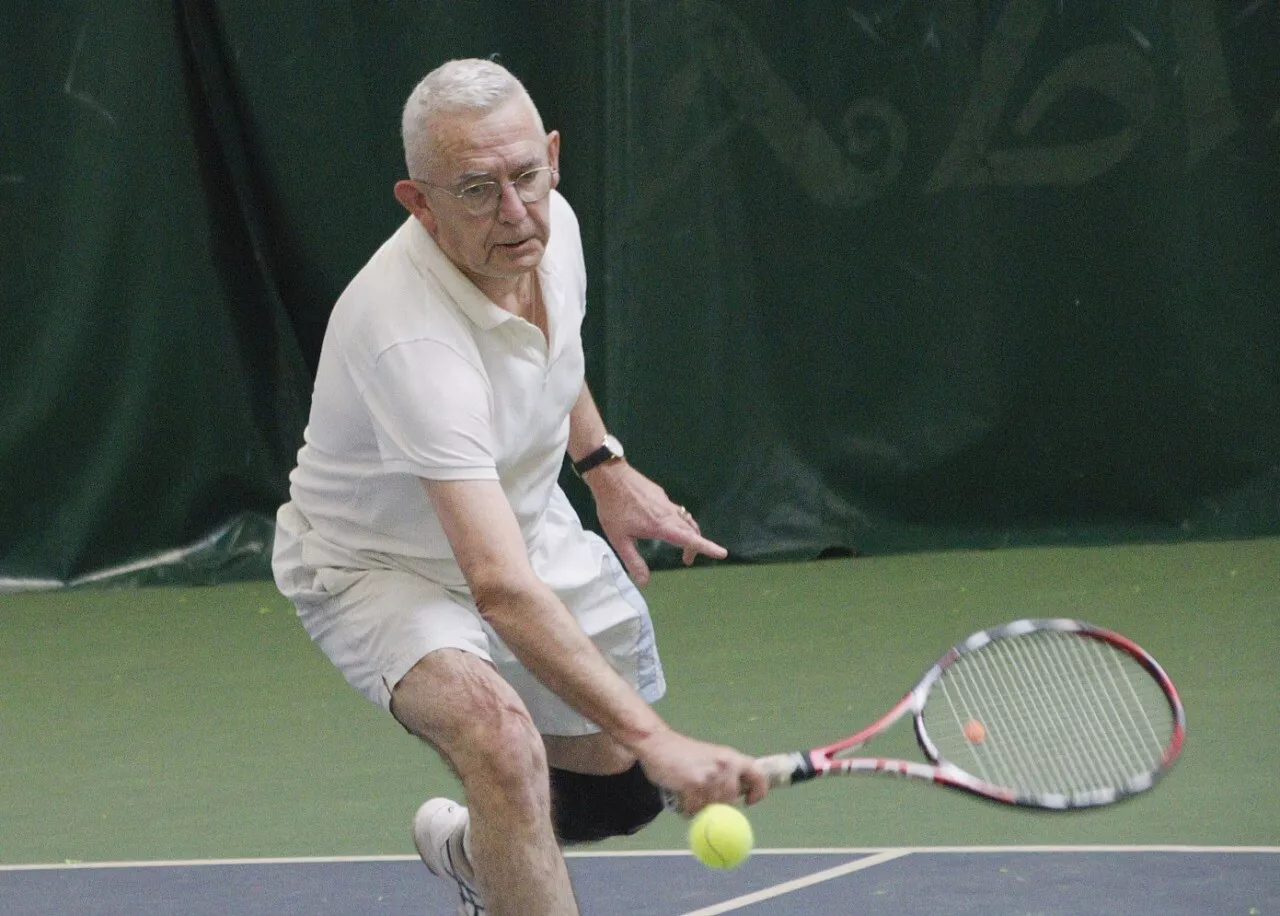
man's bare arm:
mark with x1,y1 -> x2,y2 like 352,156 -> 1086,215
420,477 -> 765,810
423,477 -> 665,747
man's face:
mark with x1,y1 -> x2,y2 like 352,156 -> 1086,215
403,96 -> 560,293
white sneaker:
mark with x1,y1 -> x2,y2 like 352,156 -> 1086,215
413,798 -> 485,916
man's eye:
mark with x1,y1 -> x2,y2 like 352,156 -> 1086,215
460,183 -> 494,200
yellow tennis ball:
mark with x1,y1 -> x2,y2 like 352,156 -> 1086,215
688,803 -> 754,870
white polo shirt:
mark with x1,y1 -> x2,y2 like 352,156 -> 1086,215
284,190 -> 591,581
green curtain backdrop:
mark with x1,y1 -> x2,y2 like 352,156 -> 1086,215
2,1 -> 1276,587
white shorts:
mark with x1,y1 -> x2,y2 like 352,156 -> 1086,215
271,502 -> 666,736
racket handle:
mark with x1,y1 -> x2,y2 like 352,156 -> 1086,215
757,752 -> 817,788
658,751 -> 815,811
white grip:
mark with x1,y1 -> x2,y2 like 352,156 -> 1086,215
756,752 -> 809,787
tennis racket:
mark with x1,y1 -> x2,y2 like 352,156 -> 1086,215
757,618 -> 1186,810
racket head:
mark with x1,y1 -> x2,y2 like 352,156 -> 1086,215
910,618 -> 1186,809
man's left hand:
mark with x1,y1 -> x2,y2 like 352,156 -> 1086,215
584,463 -> 727,586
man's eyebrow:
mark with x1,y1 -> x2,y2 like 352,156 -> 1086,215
455,159 -> 545,185
506,157 -> 543,175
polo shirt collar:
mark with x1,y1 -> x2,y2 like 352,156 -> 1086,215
402,217 -> 520,332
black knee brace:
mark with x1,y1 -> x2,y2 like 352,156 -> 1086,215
549,761 -> 664,844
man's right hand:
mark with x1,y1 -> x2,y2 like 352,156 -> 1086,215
634,728 -> 769,815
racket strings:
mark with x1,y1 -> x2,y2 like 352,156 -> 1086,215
1007,637 -> 1133,791
927,630 -> 1174,800
1022,635 -> 1152,790
946,641 -> 1084,793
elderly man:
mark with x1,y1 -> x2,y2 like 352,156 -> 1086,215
272,58 -> 767,915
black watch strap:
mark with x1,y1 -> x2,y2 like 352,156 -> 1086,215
572,443 -> 617,476
573,435 -> 624,476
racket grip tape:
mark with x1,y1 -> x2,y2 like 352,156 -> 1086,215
757,752 -> 817,787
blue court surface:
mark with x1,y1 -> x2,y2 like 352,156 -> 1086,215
2,847 -> 1275,915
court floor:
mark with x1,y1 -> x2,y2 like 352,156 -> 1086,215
3,540 -> 1277,914
3,847 -> 1275,915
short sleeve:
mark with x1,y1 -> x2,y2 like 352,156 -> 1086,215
362,339 -> 499,480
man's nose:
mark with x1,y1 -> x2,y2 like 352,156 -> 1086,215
496,180 -> 528,222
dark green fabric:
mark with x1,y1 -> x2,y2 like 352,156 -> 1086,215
1,3 -> 311,585
599,0 -> 1280,562
1,1 -> 1276,586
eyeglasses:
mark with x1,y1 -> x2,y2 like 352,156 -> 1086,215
415,166 -> 557,216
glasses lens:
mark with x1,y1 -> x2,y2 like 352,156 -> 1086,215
458,182 -> 500,215
515,168 -> 554,204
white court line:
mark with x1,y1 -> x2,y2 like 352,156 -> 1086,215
742,845 -> 1280,855
1,845 -> 1275,871
675,850 -> 911,916
568,845 -> 1280,856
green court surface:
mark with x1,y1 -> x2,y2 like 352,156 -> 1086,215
1,538 -> 1276,865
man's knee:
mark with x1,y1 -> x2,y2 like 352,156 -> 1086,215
392,650 -> 547,791
549,761 -> 663,844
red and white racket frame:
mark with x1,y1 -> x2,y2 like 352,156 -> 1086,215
756,618 -> 1187,810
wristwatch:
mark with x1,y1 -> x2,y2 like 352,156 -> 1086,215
573,434 -> 625,476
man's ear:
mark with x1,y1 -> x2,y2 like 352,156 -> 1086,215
547,130 -> 561,190
393,180 -> 437,234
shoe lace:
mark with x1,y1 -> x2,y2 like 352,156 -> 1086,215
445,840 -> 485,914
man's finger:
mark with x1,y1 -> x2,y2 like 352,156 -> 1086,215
616,540 -> 651,586
672,531 -> 727,560
659,514 -> 727,555
740,765 -> 769,805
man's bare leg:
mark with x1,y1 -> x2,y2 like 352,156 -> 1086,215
391,649 -> 579,916
544,731 -> 637,775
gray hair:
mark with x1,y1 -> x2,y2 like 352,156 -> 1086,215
401,59 -> 544,180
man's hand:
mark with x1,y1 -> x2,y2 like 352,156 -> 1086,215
633,727 -> 769,815
583,462 -> 727,586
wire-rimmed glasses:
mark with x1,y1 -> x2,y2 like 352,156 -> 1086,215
415,166 -> 557,216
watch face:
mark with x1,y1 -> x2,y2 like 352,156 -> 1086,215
603,434 -> 624,459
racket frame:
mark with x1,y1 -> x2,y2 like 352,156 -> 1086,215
757,618 -> 1187,810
